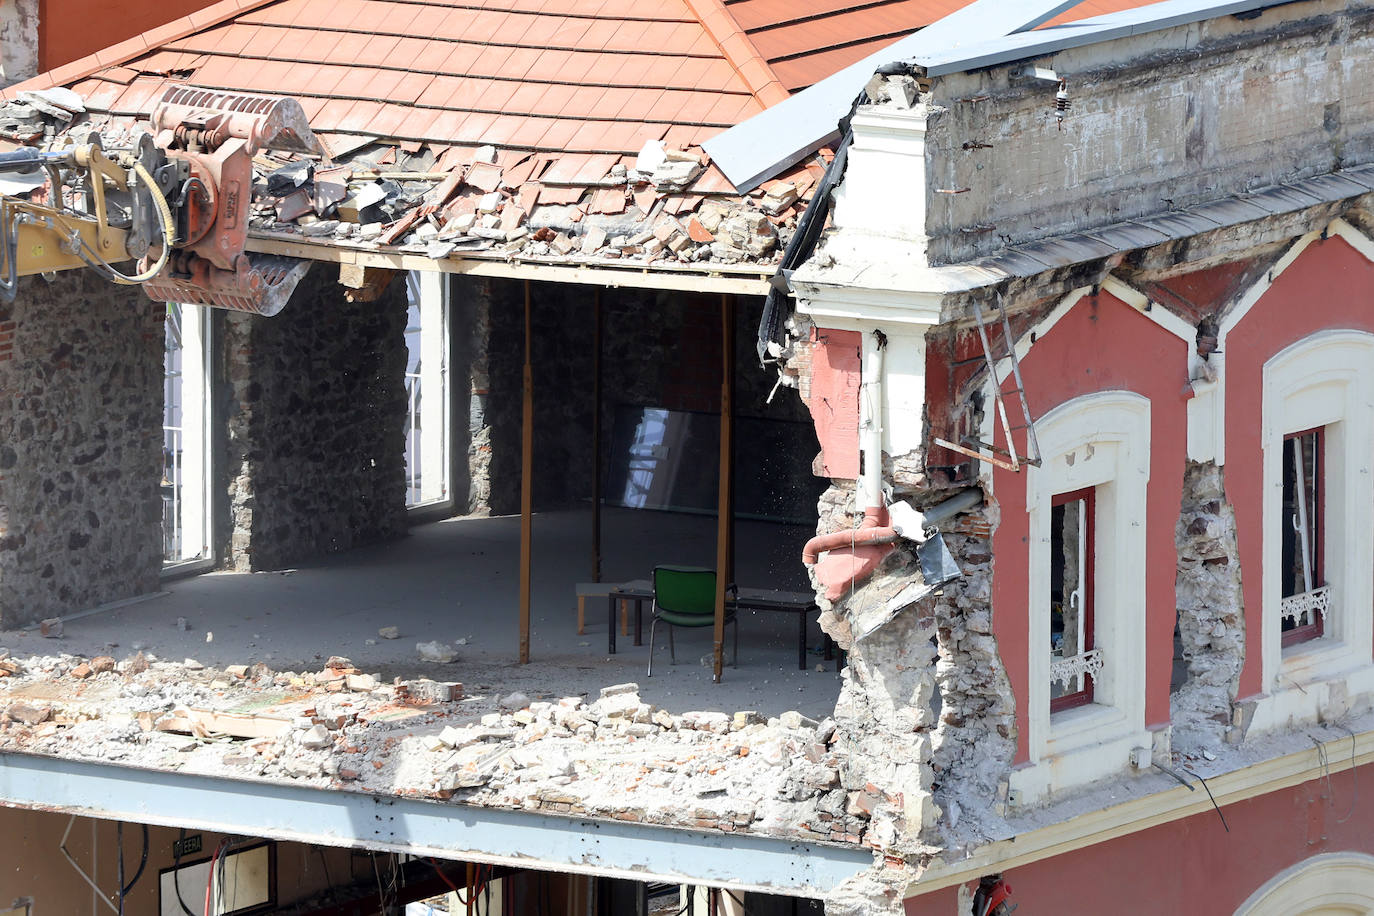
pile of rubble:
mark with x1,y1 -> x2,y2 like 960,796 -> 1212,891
245,136 -> 817,268
0,650 -> 872,847
0,88 -> 828,271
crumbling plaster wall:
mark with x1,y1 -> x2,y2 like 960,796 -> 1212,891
0,271 -> 162,627
1172,460 -> 1247,754
0,0 -> 38,87
921,1 -> 1374,265
221,264 -> 408,571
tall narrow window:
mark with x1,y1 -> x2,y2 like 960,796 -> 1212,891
162,303 -> 212,566
1050,487 -> 1097,712
403,272 -> 452,508
1280,427 -> 1326,645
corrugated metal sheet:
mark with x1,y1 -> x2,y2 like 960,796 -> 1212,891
966,168 -> 1374,285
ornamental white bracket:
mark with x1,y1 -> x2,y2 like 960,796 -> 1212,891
1050,647 -> 1103,693
1280,586 -> 1330,628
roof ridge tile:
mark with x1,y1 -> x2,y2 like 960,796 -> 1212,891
680,0 -> 788,108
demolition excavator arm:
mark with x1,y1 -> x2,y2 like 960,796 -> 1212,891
0,86 -> 320,316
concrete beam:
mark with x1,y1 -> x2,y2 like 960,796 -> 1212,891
0,752 -> 873,898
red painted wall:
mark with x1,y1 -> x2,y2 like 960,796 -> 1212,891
989,291 -> 1191,763
906,762 -> 1374,914
805,328 -> 861,479
1221,235 -> 1374,700
37,0 -> 218,73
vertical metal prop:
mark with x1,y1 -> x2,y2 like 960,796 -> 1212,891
519,280 -> 534,665
714,294 -> 735,683
591,289 -> 602,584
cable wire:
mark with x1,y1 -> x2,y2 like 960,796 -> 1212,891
73,159 -> 176,285
172,828 -> 197,916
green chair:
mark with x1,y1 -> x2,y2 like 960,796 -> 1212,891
647,565 -> 738,677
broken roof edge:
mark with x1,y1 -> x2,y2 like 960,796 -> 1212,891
702,0 -> 1093,192
912,0 -> 1298,76
788,164 -> 1374,321
0,0 -> 281,102
247,234 -> 775,296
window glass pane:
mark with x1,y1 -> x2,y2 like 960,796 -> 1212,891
1050,491 -> 1094,708
1280,428 -> 1323,641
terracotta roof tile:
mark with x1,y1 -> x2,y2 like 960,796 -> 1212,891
27,0 -> 1162,263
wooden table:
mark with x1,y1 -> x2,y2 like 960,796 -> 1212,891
606,580 -> 838,671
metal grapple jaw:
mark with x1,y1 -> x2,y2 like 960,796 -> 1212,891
142,253 -> 310,317
142,86 -> 322,314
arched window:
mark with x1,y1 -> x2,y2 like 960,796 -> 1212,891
1235,852 -> 1374,916
1011,390 -> 1152,803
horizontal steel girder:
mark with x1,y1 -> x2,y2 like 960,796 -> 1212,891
0,751 -> 872,897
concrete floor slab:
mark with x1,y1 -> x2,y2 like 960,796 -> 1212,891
2,508 -> 843,718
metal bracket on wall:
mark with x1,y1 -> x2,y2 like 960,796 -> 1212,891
934,294 -> 1042,473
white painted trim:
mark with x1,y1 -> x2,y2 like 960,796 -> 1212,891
1250,329 -> 1374,734
417,271 -> 451,506
1099,276 -> 1196,344
792,282 -> 946,327
1212,218 -> 1374,466
1010,391 -> 1152,805
979,278 -> 1197,478
1234,852 -> 1374,916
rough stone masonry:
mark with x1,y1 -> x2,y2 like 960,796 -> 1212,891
0,271 -> 163,628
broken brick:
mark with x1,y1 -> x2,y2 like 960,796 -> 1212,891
685,216 -> 714,243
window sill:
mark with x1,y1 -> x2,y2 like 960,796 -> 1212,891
1280,635 -> 1360,686
1047,702 -> 1128,751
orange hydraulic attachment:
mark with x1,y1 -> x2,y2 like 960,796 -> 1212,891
141,85 -> 321,315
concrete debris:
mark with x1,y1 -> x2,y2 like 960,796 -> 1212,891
378,626 -> 400,640
0,658 -> 870,847
39,617 -> 61,638
416,641 -> 456,664
299,724 -> 333,750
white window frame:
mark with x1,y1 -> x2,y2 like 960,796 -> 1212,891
1010,390 -> 1151,805
1252,330 -> 1374,730
404,270 -> 453,509
163,303 -> 214,573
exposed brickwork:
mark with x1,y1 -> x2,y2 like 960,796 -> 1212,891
0,272 -> 162,627
220,264 -> 409,571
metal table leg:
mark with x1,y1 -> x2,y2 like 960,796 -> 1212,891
608,595 -> 617,654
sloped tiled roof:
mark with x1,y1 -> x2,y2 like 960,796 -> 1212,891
0,0 -> 1156,273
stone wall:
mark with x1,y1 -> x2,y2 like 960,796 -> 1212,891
221,265 -> 408,571
0,271 -> 163,627
927,502 -> 1015,837
1172,460 -> 1247,753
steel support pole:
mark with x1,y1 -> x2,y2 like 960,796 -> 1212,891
713,294 -> 735,683
519,280 -> 534,664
